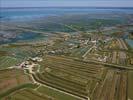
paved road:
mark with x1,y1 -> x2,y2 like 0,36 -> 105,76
82,45 -> 96,58
83,59 -> 133,70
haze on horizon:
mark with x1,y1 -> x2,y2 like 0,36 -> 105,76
1,0 -> 133,8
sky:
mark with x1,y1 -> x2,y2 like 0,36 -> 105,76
1,0 -> 133,8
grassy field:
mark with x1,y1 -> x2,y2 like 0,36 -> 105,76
0,56 -> 22,69
35,55 -> 106,99
128,71 -> 133,100
34,55 -> 129,100
3,88 -> 53,100
37,86 -> 81,100
1,83 -> 38,99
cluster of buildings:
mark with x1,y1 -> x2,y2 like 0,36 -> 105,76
11,57 -> 43,73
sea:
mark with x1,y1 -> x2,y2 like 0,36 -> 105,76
1,7 -> 133,21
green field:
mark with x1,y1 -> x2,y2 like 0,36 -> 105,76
128,71 -> 133,100
4,88 -> 53,100
0,56 -> 22,69
37,86 -> 81,100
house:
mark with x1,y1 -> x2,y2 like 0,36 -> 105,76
31,57 -> 43,62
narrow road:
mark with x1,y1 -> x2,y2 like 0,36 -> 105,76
31,74 -> 86,100
82,45 -> 95,58
83,59 -> 133,70
24,65 -> 87,100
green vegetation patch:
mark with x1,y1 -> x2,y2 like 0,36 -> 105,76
0,83 -> 38,99
128,71 -> 133,100
37,86 -> 81,100
0,56 -> 22,69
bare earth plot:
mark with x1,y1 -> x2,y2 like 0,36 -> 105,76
0,69 -> 32,98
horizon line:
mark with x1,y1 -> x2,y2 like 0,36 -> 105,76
1,6 -> 133,9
